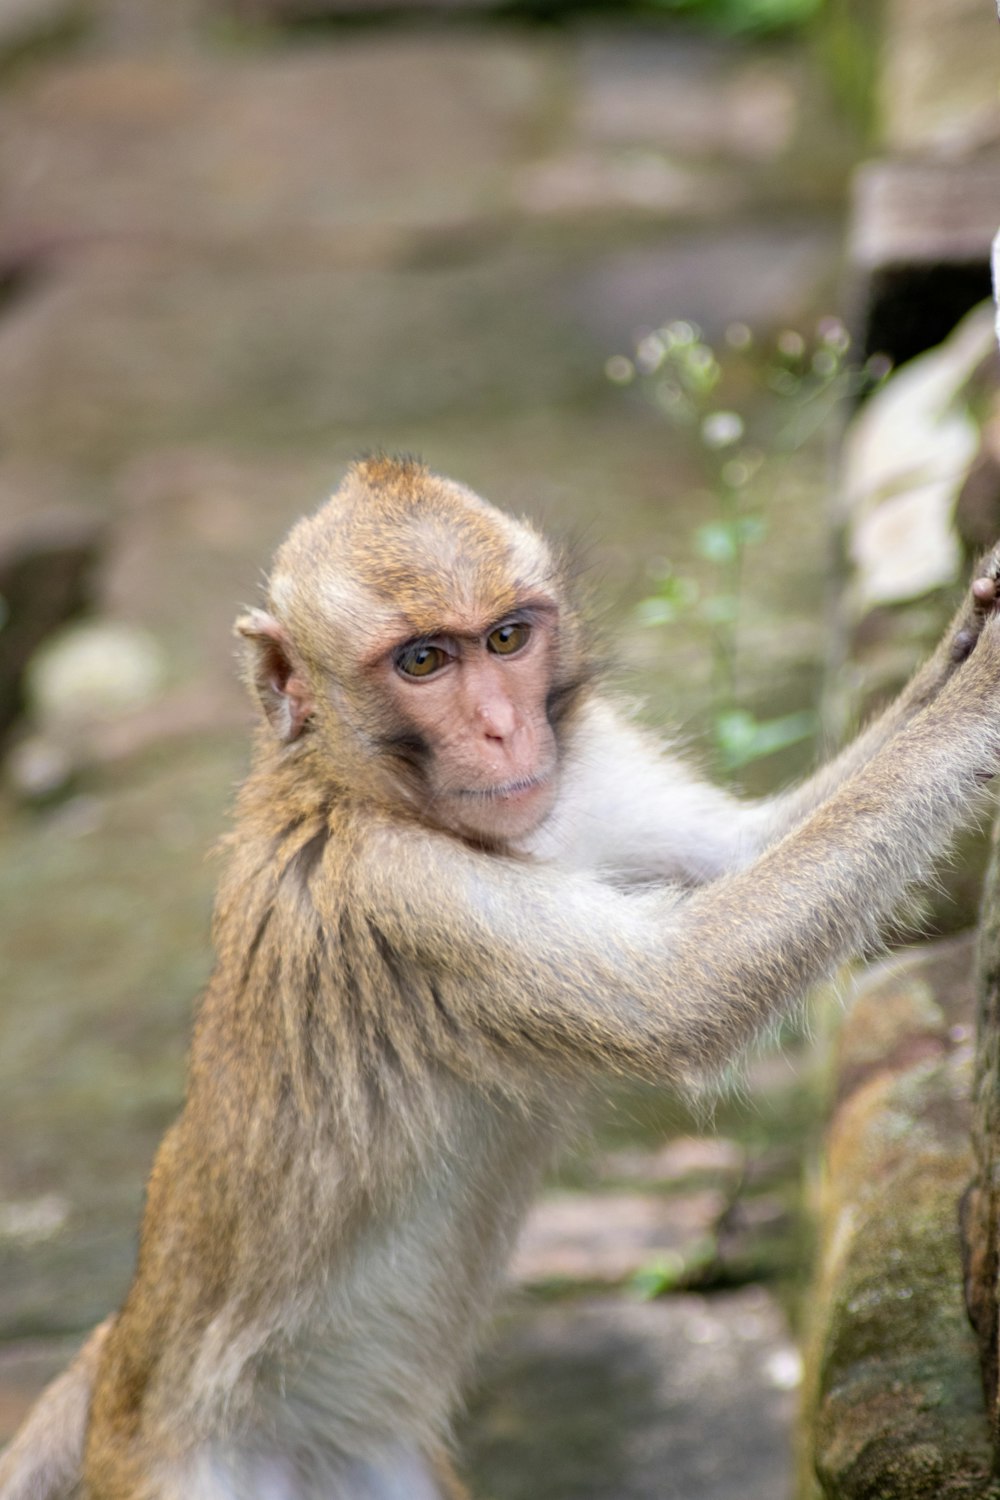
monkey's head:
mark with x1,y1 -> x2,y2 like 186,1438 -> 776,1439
236,458 -> 591,844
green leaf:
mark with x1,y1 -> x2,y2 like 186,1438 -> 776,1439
647,0 -> 822,32
715,708 -> 818,771
736,514 -> 767,545
629,1238 -> 719,1300
694,515 -> 766,564
694,521 -> 740,564
636,573 -> 699,626
636,597 -> 680,627
630,1251 -> 687,1300
699,593 -> 739,626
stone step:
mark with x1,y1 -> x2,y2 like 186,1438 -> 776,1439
848,156 -> 999,364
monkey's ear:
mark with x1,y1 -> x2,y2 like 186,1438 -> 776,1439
234,609 -> 313,742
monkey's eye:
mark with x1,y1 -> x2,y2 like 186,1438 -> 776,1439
395,642 -> 449,679
487,622 -> 530,657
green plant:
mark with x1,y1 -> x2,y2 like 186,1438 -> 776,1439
646,0 -> 823,34
608,318 -> 887,775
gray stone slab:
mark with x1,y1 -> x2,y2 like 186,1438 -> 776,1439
511,148 -> 741,223
462,1289 -> 798,1500
850,157 -> 1000,272
565,220 -> 839,347
577,30 -> 799,163
0,40 -> 548,256
0,243 -> 600,464
515,29 -> 848,226
512,1190 -> 725,1285
847,157 -> 997,363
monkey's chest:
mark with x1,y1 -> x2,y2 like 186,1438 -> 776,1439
257,1084 -> 564,1455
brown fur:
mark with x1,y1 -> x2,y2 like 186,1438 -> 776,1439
3,462 -> 1000,1500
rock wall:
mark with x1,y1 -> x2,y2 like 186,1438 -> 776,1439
848,0 -> 1000,365
965,825 -> 1000,1450
803,942 -> 999,1499
801,1 -> 1000,1487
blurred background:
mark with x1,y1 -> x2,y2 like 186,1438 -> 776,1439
0,1 -> 996,1496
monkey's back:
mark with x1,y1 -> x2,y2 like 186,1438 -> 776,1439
85,774 -> 567,1486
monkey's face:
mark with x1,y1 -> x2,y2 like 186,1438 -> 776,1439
375,605 -> 561,844
238,461 -> 589,843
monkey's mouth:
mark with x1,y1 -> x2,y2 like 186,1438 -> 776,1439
455,773 -> 550,802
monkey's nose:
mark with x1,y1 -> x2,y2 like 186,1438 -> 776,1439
476,698 -> 517,741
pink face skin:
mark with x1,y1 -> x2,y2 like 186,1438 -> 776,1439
379,609 -> 560,843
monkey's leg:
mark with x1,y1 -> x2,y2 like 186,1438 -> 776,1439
135,1442 -> 471,1500
333,1446 -> 469,1500
0,1318 -> 112,1500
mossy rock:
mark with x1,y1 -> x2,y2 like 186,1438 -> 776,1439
801,938 -> 1000,1499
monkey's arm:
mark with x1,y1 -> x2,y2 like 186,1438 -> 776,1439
546,556 -> 1000,888
753,553 -> 1000,848
363,627 -> 1000,1086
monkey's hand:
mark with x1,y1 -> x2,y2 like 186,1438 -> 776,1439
948,553 -> 1000,665
760,547 -> 1000,842
909,548 -> 1000,710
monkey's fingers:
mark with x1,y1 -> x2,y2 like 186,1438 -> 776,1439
951,564 -> 1000,662
975,545 -> 1000,595
973,576 -> 999,605
952,580 -> 995,662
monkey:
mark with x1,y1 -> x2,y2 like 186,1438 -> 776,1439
3,454 -> 1000,1500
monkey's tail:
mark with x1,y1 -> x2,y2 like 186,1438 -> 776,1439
0,1318 -> 112,1500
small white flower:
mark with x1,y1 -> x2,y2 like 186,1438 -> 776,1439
701,410 -> 744,449
604,355 -> 635,385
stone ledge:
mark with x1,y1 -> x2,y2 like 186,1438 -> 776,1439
850,158 -> 1000,274
847,157 -> 998,363
802,937 -> 999,1499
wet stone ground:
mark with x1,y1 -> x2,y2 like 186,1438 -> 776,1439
0,9 -> 859,1497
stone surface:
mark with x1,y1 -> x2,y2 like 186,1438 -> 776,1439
599,1135 -> 745,1185
0,42 -> 548,255
515,27 -> 848,225
966,820 -> 1000,1449
0,245 -> 604,465
511,150 -> 736,221
565,221 -> 837,349
462,1290 -> 799,1500
512,1190 -> 725,1285
0,12 -> 852,1499
27,620 -> 166,729
851,159 -> 1000,275
881,0 -> 1000,156
848,158 -> 997,364
802,938 -> 998,1499
577,31 -> 799,163
0,505 -> 105,742
856,0 -> 1000,376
